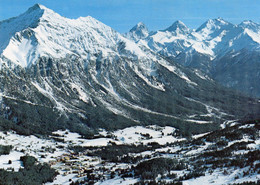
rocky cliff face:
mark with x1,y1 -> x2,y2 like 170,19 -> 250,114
0,4 -> 259,135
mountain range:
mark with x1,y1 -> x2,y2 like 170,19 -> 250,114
0,4 -> 259,136
126,18 -> 260,97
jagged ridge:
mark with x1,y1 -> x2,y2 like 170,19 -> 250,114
127,18 -> 260,97
0,4 -> 259,135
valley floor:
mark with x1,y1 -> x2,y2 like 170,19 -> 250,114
0,122 -> 259,185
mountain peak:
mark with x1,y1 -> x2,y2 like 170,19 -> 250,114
164,20 -> 190,34
0,4 -> 121,67
130,22 -> 148,33
77,15 -> 100,23
126,22 -> 149,41
0,4 -> 47,55
1,3 -> 59,28
239,20 -> 260,32
213,17 -> 226,23
196,18 -> 234,33
206,18 -> 231,27
28,3 -> 45,10
240,20 -> 255,25
137,22 -> 146,27
24,3 -> 54,17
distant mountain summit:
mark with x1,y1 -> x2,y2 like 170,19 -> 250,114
239,20 -> 260,31
0,4 -> 259,135
196,18 -> 234,33
125,22 -> 149,42
127,18 -> 260,97
164,20 -> 190,34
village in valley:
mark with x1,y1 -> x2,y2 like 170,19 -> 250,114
0,122 -> 259,185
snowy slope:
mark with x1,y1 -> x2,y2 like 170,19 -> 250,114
0,5 -> 259,183
128,18 -> 260,60
0,120 -> 259,185
0,4 -> 149,68
124,22 -> 149,42
0,4 -> 259,136
127,18 -> 260,97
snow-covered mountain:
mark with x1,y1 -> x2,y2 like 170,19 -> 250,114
127,18 -> 260,97
125,22 -> 150,42
129,18 -> 260,61
0,4 -> 151,68
0,4 -> 259,136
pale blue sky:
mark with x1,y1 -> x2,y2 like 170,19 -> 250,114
0,0 -> 259,32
